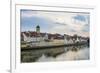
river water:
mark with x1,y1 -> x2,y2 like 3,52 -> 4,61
21,45 -> 89,63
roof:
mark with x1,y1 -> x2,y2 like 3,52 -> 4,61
21,31 -> 64,39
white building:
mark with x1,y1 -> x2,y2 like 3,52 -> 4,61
22,25 -> 49,43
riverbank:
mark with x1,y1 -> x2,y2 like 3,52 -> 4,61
21,42 -> 88,51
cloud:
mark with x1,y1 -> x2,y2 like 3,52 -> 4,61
73,14 -> 89,25
21,9 -> 39,18
82,24 -> 89,32
21,10 -> 90,37
73,14 -> 86,22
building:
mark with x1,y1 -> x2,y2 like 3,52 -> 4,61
21,25 -> 88,44
21,25 -> 49,43
36,25 -> 40,34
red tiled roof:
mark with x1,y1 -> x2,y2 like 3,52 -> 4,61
21,31 -> 64,39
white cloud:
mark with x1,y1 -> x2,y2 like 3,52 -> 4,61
21,10 -> 89,37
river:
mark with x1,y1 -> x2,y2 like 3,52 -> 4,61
21,45 -> 89,63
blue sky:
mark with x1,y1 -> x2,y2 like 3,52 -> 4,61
21,15 -> 53,32
21,9 -> 90,37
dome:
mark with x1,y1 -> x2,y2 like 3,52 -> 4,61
36,25 -> 40,28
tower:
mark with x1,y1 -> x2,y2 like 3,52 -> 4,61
36,25 -> 40,34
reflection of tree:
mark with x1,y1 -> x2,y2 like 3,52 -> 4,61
67,46 -> 78,52
45,51 -> 64,58
21,52 -> 42,62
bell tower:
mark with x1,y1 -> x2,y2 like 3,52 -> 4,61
36,25 -> 40,34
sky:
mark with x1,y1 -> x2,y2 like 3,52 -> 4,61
21,9 -> 90,37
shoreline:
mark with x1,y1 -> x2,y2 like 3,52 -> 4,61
21,42 -> 88,51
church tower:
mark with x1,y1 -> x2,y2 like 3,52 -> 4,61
36,25 -> 40,34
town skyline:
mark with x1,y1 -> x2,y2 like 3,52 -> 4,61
21,9 -> 90,37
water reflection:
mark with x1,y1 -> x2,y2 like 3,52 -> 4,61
21,45 -> 89,63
